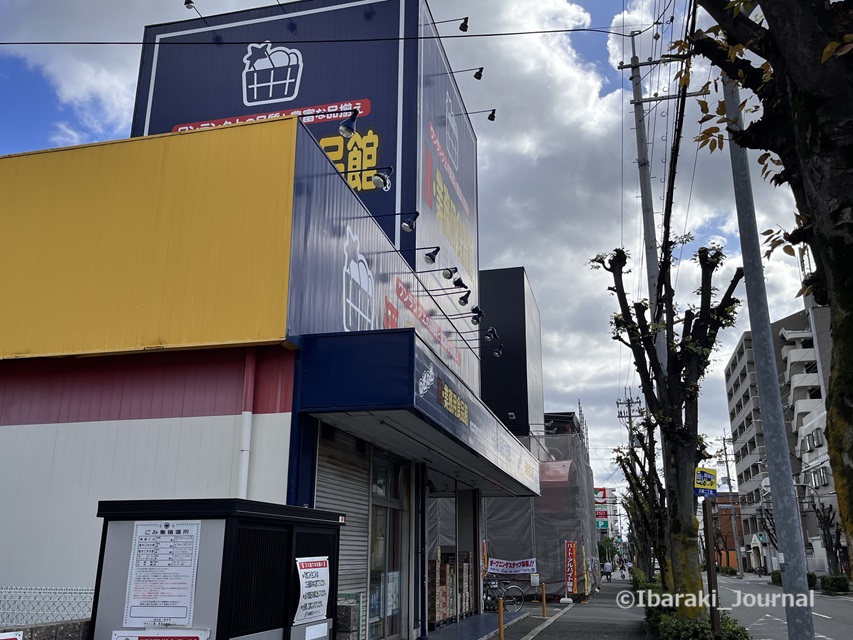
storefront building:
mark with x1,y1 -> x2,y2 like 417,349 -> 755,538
0,3 -> 540,637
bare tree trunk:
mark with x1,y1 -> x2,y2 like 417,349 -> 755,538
795,62 -> 853,577
665,439 -> 704,615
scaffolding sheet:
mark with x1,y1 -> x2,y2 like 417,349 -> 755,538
483,433 -> 597,598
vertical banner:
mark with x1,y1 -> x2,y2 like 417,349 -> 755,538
481,540 -> 489,577
565,541 -> 578,596
582,545 -> 590,596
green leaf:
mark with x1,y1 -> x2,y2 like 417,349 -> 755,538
822,41 -> 841,63
783,245 -> 795,257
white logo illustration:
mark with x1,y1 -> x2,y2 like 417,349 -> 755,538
242,41 -> 303,106
418,364 -> 436,397
445,93 -> 460,170
342,226 -> 375,332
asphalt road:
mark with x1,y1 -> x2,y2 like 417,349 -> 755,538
715,574 -> 853,640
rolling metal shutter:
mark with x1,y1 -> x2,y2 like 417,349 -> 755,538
315,426 -> 370,638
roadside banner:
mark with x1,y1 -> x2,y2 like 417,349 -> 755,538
487,557 -> 537,575
565,541 -> 578,595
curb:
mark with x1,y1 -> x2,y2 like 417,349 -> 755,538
517,604 -> 575,640
474,611 -> 531,640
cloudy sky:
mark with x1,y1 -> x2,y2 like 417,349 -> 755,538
0,0 -> 805,495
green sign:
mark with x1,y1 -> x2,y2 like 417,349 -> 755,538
596,520 -> 609,529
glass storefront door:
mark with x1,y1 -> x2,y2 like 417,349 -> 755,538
369,455 -> 404,640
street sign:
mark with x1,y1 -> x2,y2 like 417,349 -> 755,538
595,520 -> 609,529
694,467 -> 718,498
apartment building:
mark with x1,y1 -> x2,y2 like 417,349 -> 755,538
724,311 -> 806,572
724,303 -> 845,574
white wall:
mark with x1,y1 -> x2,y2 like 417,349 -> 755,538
0,412 -> 291,587
248,412 -> 292,505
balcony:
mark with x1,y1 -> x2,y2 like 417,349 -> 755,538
733,418 -> 759,447
737,446 -> 766,470
730,396 -> 760,425
783,348 -> 817,380
787,372 -> 820,395
792,399 -> 823,432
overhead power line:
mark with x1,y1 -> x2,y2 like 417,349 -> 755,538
0,23 -> 656,47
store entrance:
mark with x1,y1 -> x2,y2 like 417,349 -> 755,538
369,455 -> 405,640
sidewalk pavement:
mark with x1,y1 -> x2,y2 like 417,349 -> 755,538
498,579 -> 646,640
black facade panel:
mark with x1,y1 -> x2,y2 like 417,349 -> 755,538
479,268 -> 530,435
298,329 -> 415,411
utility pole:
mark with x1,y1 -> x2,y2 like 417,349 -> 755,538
619,35 -> 705,356
720,436 -> 744,578
616,390 -> 642,444
624,34 -> 661,316
723,74 -> 815,638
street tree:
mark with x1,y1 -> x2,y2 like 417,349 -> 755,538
614,415 -> 669,585
592,244 -> 744,616
689,0 -> 853,554
622,495 -> 655,577
814,501 -> 842,575
599,536 -> 619,563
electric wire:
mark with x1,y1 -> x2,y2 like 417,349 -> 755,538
0,23 -> 658,48
673,63 -> 715,291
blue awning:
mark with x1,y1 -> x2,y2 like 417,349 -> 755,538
297,329 -> 539,497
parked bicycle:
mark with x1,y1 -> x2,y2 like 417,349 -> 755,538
483,575 -> 524,613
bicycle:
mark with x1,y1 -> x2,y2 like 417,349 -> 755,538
483,576 -> 524,613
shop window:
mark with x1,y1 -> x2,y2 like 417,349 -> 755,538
372,456 -> 401,502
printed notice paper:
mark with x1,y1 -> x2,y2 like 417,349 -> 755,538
124,521 -> 201,627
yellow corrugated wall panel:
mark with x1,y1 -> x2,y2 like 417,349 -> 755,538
0,118 -> 297,358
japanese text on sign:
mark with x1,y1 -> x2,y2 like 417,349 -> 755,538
172,99 -> 371,132
694,467 -> 718,497
432,167 -> 473,276
320,130 -> 381,192
294,557 -> 330,625
437,377 -> 469,426
124,521 -> 201,628
565,541 -> 578,595
428,122 -> 471,219
487,557 -> 537,575
395,278 -> 461,364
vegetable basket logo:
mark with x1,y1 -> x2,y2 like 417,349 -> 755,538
242,41 -> 303,106
342,226 -> 375,331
